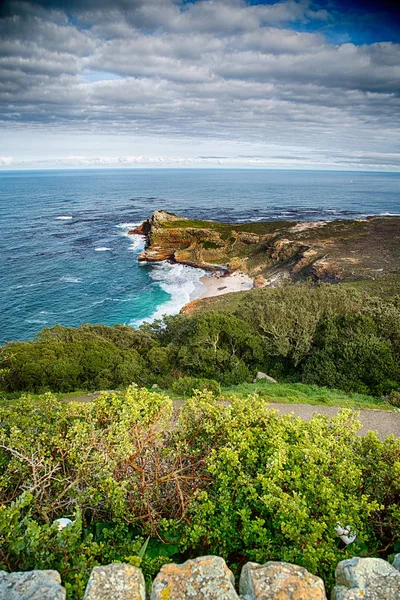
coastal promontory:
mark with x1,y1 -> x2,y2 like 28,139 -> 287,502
131,210 -> 400,285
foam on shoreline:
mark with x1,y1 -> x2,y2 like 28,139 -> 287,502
130,261 -> 207,326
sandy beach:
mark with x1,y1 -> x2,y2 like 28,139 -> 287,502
199,272 -> 254,299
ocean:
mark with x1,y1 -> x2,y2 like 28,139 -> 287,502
1,168 -> 399,344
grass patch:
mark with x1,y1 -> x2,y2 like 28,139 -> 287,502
220,380 -> 392,410
1,382 -> 394,412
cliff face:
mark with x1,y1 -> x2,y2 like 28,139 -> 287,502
130,210 -> 400,284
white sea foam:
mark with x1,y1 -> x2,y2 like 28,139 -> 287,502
60,276 -> 81,283
128,236 -> 146,252
95,247 -> 112,251
116,222 -> 146,251
26,319 -> 48,324
130,262 -> 206,327
56,216 -> 73,220
116,222 -> 141,238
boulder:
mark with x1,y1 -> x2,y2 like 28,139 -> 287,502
239,561 -> 327,600
332,557 -> 400,599
151,556 -> 239,600
84,564 -> 145,600
253,371 -> 278,384
393,553 -> 400,571
0,569 -> 65,600
253,274 -> 267,289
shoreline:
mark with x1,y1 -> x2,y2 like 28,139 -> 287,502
198,271 -> 254,299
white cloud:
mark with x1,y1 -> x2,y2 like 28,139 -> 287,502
0,0 -> 399,170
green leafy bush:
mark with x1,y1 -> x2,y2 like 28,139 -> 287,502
301,314 -> 400,395
1,284 -> 400,396
0,493 -> 171,600
1,388 -> 400,595
171,377 -> 221,397
170,313 -> 265,385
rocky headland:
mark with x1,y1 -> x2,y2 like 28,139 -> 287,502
131,211 -> 400,288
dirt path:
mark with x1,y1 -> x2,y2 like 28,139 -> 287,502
171,400 -> 400,440
267,403 -> 400,440
66,394 -> 400,440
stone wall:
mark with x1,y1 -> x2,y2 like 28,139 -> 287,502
1,555 -> 400,600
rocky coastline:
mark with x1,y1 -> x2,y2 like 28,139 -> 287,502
130,210 -> 400,291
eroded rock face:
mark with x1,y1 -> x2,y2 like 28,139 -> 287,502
332,557 -> 400,600
151,556 -> 239,600
253,274 -> 267,288
239,561 -> 327,600
84,563 -> 145,600
131,210 -> 400,285
0,569 -> 66,600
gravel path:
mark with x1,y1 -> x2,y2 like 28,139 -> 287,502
267,403 -> 400,440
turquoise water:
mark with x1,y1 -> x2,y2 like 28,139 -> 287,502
1,168 -> 399,344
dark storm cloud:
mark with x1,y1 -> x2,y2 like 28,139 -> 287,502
0,0 -> 399,168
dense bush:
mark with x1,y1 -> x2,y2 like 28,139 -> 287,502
1,283 -> 399,396
1,388 -> 399,596
171,376 -> 221,397
0,325 -> 157,392
0,494 -> 173,599
302,314 -> 400,395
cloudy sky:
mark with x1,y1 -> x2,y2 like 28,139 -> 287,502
0,0 -> 399,170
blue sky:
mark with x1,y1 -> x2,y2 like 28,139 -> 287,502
0,0 -> 399,170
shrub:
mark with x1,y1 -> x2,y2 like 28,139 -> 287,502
182,396 -> 381,586
1,389 -> 400,594
0,493 -> 171,600
384,391 -> 400,407
301,314 -> 399,395
172,313 -> 265,385
171,377 -> 221,398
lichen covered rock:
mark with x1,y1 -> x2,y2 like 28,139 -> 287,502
0,569 -> 66,600
392,553 -> 400,572
239,561 -> 327,600
84,563 -> 145,600
332,557 -> 400,599
151,556 -> 239,600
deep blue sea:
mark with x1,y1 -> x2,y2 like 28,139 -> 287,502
1,168 -> 399,344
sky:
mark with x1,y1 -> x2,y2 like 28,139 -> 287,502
0,0 -> 399,170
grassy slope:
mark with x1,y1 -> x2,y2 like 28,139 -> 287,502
186,274 -> 400,315
220,380 -> 392,410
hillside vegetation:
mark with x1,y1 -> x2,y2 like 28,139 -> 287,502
1,387 -> 400,598
1,281 -> 399,398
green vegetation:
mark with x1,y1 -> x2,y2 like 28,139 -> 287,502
1,282 -> 399,397
220,380 -> 389,410
1,387 -> 399,598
